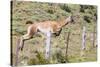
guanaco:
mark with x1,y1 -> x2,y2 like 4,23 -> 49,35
19,15 -> 75,50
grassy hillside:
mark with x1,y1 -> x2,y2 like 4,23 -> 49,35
11,1 -> 97,66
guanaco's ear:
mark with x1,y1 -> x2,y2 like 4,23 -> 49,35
26,21 -> 33,24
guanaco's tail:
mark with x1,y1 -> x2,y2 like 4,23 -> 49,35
26,21 -> 33,24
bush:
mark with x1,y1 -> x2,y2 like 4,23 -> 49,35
28,52 -> 48,65
47,9 -> 54,14
28,58 -> 38,65
60,4 -> 71,12
84,15 -> 91,23
36,52 -> 48,64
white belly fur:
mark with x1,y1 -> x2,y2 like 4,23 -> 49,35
37,26 -> 51,34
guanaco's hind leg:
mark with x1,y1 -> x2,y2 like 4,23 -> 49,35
19,25 -> 36,51
19,34 -> 32,51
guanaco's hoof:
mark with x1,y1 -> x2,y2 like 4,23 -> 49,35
18,46 -> 23,51
21,47 -> 23,51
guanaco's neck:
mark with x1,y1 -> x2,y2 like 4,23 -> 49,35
59,20 -> 69,28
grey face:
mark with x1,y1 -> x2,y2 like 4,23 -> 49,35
70,16 -> 75,24
65,15 -> 75,24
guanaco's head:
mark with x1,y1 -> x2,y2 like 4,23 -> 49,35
59,15 -> 75,27
65,15 -> 75,24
